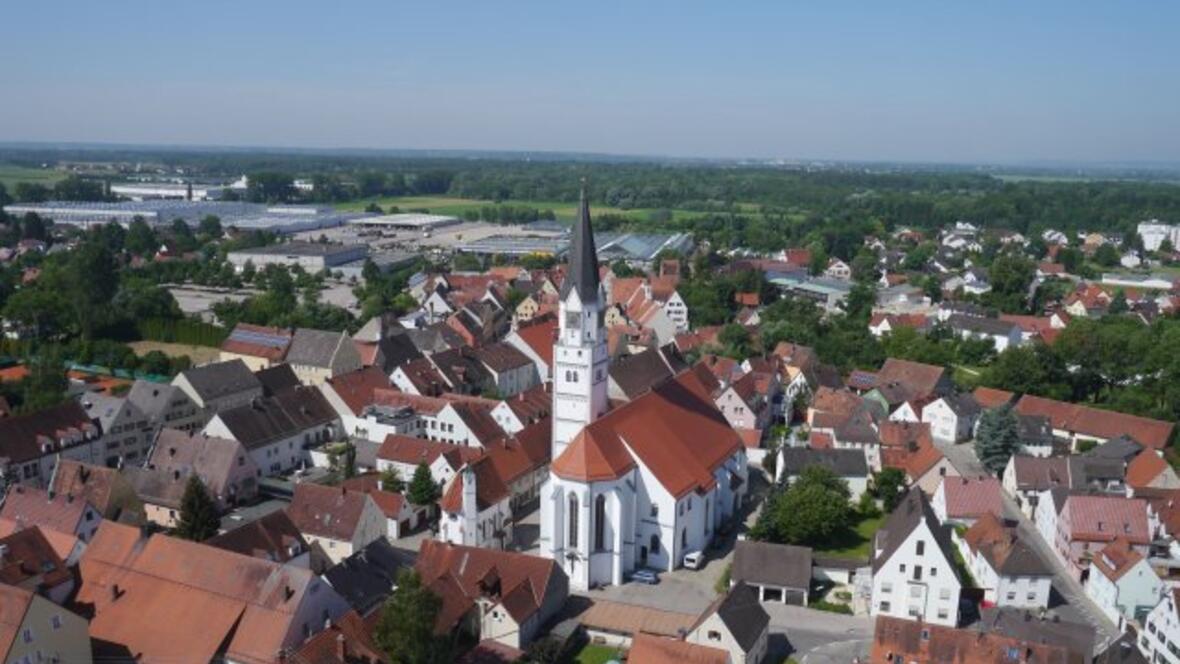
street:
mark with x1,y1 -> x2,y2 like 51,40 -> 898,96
936,438 -> 1121,654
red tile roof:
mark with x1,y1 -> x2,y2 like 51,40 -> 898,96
377,435 -> 482,469
0,525 -> 71,592
325,367 -> 395,416
552,369 -> 741,498
1126,451 -> 1171,489
0,401 -> 99,464
627,633 -> 728,664
871,615 -> 1083,664
1015,394 -> 1174,449
415,539 -> 560,633
0,485 -> 93,536
220,323 -> 292,362
1091,537 -> 1145,582
1063,495 -> 1150,545
972,387 -> 1015,410
511,313 -> 556,369
879,421 -> 932,449
294,610 -> 388,664
940,477 -> 1003,520
288,484 -> 376,542
440,455 -> 511,514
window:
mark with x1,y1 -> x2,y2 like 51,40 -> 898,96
939,588 -> 951,600
929,568 -> 937,577
916,540 -> 925,556
907,605 -> 921,617
568,494 -> 579,549
51,615 -> 61,631
938,608 -> 949,620
881,583 -> 893,593
21,628 -> 32,644
594,495 -> 607,551
913,567 -> 922,581
650,504 -> 658,518
707,630 -> 721,642
1027,592 -> 1037,601
900,564 -> 906,573
650,534 -> 660,555
879,601 -> 891,612
920,629 -> 930,641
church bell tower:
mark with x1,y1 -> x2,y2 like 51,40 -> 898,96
551,183 -> 609,459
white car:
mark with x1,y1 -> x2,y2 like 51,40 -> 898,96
683,550 -> 705,570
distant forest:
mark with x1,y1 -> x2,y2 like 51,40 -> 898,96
4,146 -> 1180,254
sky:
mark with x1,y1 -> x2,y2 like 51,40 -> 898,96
1,1 -> 1178,164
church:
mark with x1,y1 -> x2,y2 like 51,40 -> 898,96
539,187 -> 749,591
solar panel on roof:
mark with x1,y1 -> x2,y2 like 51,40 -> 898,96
229,329 -> 289,348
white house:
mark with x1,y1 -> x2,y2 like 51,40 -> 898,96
439,460 -> 514,550
539,191 -> 747,591
1139,589 -> 1180,663
921,393 -> 980,444
958,513 -> 1052,609
932,477 -> 1003,527
686,582 -> 770,664
201,386 -> 340,476
1087,538 -> 1164,631
870,489 -> 962,627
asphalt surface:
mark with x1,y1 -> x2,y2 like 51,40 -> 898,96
937,438 -> 1121,654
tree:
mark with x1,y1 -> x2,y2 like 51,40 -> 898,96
718,323 -> 752,358
381,467 -> 405,493
873,468 -> 907,513
1108,289 -> 1129,314
975,405 -> 1022,475
342,444 -> 357,479
246,172 -> 296,203
374,569 -> 453,664
807,241 -> 829,276
175,475 -> 220,541
753,465 -> 850,546
19,350 -> 68,413
198,215 -> 223,238
1093,243 -> 1120,268
408,463 -> 440,505
1160,238 -> 1175,256
125,218 -> 159,256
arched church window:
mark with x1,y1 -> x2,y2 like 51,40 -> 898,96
594,495 -> 607,551
568,493 -> 579,549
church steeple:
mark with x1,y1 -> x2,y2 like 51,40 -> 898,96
551,179 -> 609,459
560,181 -> 600,304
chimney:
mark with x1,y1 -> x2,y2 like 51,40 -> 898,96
335,633 -> 346,660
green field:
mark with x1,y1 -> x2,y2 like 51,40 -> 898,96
812,513 -> 884,560
0,164 -> 66,190
336,195 -> 703,223
574,643 -> 624,664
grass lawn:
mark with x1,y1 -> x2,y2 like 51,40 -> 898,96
128,340 -> 221,366
335,195 -> 704,223
952,364 -> 984,389
575,643 -> 624,664
813,513 -> 884,560
0,163 -> 66,190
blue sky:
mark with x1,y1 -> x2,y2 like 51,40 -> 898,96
1,1 -> 1177,163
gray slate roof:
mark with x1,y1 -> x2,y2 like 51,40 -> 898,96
779,448 -> 868,478
213,386 -> 336,449
286,328 -> 349,369
560,186 -> 600,303
693,581 -> 769,654
176,359 -> 261,402
731,540 -> 813,590
871,488 -> 957,574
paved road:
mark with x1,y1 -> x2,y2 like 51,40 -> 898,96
762,603 -> 873,662
936,439 -> 1120,653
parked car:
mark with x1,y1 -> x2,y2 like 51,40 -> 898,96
630,569 -> 659,585
683,551 -> 704,570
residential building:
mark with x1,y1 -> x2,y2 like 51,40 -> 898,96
730,540 -> 813,605
416,539 -> 569,649
1016,394 -> 1174,451
320,366 -> 398,441
945,314 -> 1023,352
79,392 -> 153,468
0,526 -> 75,604
1054,494 -> 1150,580
286,328 -> 365,386
1088,537 -> 1164,631
504,313 -> 556,380
171,359 -> 264,422
145,428 -> 260,510
202,386 -> 340,476
218,322 -> 293,370
48,459 -> 143,523
866,358 -> 953,414
0,402 -> 101,490
960,513 -> 1052,609
475,341 -> 539,397
206,509 -> 311,568
870,489 -> 962,626
628,633 -> 727,664
932,476 -> 1003,527
871,615 -> 1086,663
376,434 -> 481,490
125,379 -> 203,436
287,483 -> 386,565
321,538 -> 404,617
77,522 -> 350,662
0,584 -> 92,664
439,458 -> 514,549
0,485 -> 101,543
121,466 -> 188,528
921,393 -> 980,444
1002,456 -> 1070,518
1139,589 -> 1180,664
686,582 -> 771,664
341,474 -> 423,539
777,448 -> 869,501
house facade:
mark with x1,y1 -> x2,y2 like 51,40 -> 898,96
870,489 -> 962,627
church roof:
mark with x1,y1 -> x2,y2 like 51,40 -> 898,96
551,367 -> 741,497
559,184 -> 600,303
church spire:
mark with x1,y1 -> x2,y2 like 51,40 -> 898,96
560,180 -> 600,303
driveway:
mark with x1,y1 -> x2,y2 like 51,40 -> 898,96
762,603 -> 873,663
935,438 -> 1120,654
